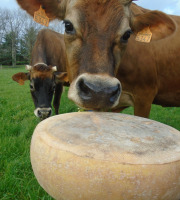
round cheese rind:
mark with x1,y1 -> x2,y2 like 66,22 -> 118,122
31,112 -> 180,200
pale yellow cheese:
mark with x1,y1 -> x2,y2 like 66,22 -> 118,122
31,112 -> 180,200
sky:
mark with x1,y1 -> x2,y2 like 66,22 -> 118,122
0,0 -> 180,16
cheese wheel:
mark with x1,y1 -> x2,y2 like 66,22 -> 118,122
31,112 -> 180,200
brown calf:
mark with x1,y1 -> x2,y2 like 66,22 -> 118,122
12,29 -> 68,120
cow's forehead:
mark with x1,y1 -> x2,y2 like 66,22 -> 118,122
66,0 -> 131,37
30,70 -> 53,80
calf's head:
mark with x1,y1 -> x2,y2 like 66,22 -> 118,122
12,63 -> 68,120
16,0 -> 173,110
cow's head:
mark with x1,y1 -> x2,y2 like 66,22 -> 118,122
16,0 -> 174,110
12,63 -> 68,120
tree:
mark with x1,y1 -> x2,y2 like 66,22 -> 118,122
0,31 -> 18,65
0,9 -> 24,66
19,27 -> 38,64
0,8 -> 65,66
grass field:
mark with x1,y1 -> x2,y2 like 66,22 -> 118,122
0,66 -> 180,199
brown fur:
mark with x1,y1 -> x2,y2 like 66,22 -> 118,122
131,10 -> 176,40
17,0 -> 67,19
113,6 -> 180,117
29,29 -> 67,79
30,29 -> 66,72
30,67 -> 53,79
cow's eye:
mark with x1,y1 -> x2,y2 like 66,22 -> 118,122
64,20 -> 75,34
121,30 -> 133,43
30,84 -> 35,91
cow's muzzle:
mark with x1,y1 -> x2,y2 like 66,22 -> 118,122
34,107 -> 52,120
68,73 -> 121,110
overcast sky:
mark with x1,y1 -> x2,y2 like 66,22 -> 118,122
0,0 -> 180,15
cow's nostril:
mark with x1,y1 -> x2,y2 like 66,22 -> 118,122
78,79 -> 90,95
38,110 -> 41,117
78,79 -> 94,101
48,110 -> 52,117
110,84 -> 120,103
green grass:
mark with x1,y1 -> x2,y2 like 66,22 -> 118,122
0,67 -> 180,199
0,66 -> 78,200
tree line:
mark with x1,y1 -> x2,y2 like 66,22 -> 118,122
0,8 -> 64,67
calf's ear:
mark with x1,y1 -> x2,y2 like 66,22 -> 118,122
55,72 -> 69,83
12,72 -> 30,85
16,0 -> 68,20
131,10 -> 176,41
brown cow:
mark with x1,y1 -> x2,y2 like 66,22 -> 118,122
113,4 -> 180,117
16,0 -> 175,114
12,29 -> 68,120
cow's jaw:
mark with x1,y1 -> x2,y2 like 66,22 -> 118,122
68,73 -> 121,110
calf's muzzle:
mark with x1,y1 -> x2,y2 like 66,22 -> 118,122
34,108 -> 52,120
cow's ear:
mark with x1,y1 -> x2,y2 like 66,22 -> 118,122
16,0 -> 67,20
12,72 -> 30,85
55,72 -> 69,83
131,11 -> 176,41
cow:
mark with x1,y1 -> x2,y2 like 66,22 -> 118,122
12,29 -> 68,120
16,0 -> 177,116
113,4 -> 180,117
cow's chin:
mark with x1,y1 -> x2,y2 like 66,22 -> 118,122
74,100 -> 120,112
78,106 -> 111,112
68,73 -> 121,111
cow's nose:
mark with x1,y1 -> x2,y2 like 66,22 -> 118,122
78,78 -> 120,102
35,108 -> 52,120
71,74 -> 121,109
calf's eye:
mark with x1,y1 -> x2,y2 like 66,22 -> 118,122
121,30 -> 133,43
64,20 -> 75,34
30,84 -> 35,91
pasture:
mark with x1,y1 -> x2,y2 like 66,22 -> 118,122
0,66 -> 180,199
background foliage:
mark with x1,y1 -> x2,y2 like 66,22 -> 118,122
0,8 -> 64,67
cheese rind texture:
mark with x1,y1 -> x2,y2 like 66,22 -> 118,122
31,112 -> 180,200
